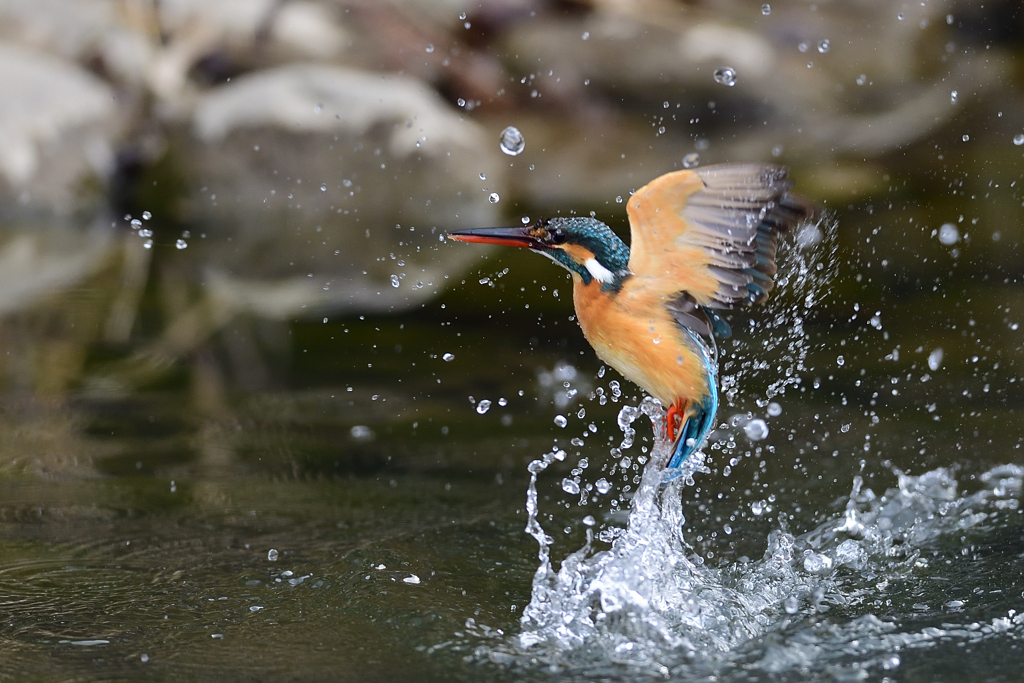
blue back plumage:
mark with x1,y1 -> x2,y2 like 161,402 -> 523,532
665,329 -> 719,472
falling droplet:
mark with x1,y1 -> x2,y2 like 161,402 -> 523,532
938,223 -> 959,245
476,400 -> 492,414
553,415 -> 568,428
131,219 -> 142,229
928,348 -> 944,371
713,67 -> 737,87
1013,133 -> 1024,146
836,355 -> 845,366
761,3 -> 771,15
950,90 -> 958,104
561,478 -> 580,495
682,153 -> 700,168
488,192 -> 500,204
390,274 -> 400,288
856,74 -> 867,86
499,126 -> 525,156
595,478 -> 611,494
143,239 -> 153,249
744,419 -> 769,441
767,402 -> 782,417
267,549 -> 279,561
962,134 -> 970,142
175,239 -> 187,249
425,44 -> 434,53
817,39 -> 830,53
784,595 -> 799,614
403,574 -> 421,584
141,211 -> 152,220
442,352 -> 455,362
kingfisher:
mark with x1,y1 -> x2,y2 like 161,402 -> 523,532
449,165 -> 814,470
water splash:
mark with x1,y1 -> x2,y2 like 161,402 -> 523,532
719,215 -> 839,408
474,422 -> 1024,677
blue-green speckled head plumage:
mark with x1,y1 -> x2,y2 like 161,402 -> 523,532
530,217 -> 630,290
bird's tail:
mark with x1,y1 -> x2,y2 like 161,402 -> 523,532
666,330 -> 719,472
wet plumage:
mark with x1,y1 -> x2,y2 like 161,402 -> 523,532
449,164 -> 814,469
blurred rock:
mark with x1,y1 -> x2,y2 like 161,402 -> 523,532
181,63 -> 505,318
0,42 -> 121,216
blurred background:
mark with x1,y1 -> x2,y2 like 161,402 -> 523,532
0,0 -> 1023,680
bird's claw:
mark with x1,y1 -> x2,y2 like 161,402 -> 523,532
665,401 -> 685,444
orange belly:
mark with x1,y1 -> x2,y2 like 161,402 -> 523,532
572,275 -> 711,407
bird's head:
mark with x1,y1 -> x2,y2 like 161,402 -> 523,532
449,217 -> 630,289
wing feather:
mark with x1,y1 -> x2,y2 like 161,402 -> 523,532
625,164 -> 815,336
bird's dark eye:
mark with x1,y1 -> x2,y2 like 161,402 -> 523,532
549,228 -> 567,245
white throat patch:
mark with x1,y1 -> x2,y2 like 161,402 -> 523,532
584,257 -> 616,284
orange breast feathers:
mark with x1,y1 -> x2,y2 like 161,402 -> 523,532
572,275 -> 711,407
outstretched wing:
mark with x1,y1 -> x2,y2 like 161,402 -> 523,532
626,164 -> 814,336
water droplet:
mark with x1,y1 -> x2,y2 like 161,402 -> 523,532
442,352 -> 455,362
403,574 -> 421,584
390,274 -> 400,288
175,239 -> 187,250
784,595 -> 799,614
897,12 -> 904,20
476,399 -> 492,414
803,550 -> 833,573
425,44 -> 434,53
268,549 -> 279,561
836,355 -> 845,366
817,39 -> 830,53
856,74 -> 867,86
561,478 -> 580,495
751,500 -> 764,515
938,223 -> 959,245
499,126 -> 525,156
682,152 -> 700,168
581,31 -> 590,40
457,98 -> 466,107
141,211 -> 152,220
143,239 -> 153,249
713,66 -> 737,87
928,348 -> 944,371
615,195 -> 623,203
139,228 -> 153,238
554,415 -> 568,428
962,134 -> 970,142
320,184 -> 327,192
767,402 -> 782,417
950,90 -> 958,104
488,192 -> 500,204
744,419 -> 769,441
131,219 -> 142,229
761,3 -> 771,15
1014,133 -> 1024,146
582,515 -> 595,526
479,172 -> 487,180
498,397 -> 507,406
595,478 -> 611,494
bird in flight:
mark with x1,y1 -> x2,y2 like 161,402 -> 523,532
449,164 -> 814,470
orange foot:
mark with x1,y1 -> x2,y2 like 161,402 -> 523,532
666,400 -> 686,443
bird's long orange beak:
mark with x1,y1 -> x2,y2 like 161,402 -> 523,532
447,226 -> 544,249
